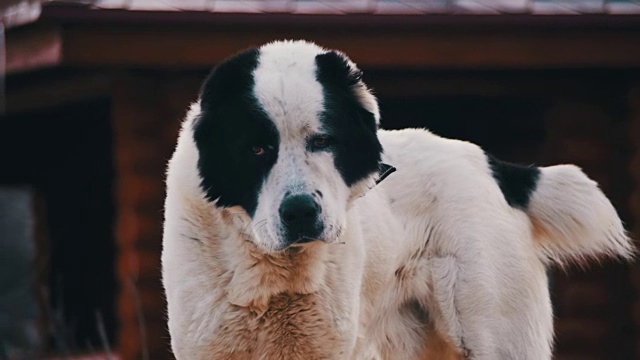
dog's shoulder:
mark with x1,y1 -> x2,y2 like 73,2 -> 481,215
377,128 -> 497,204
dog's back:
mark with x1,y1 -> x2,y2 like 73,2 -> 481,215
371,128 -> 632,359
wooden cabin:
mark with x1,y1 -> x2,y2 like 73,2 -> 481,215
2,1 -> 640,359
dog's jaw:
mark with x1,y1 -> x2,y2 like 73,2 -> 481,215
223,229 -> 330,315
220,207 -> 328,297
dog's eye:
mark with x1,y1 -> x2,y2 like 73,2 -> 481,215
251,146 -> 266,156
311,135 -> 330,149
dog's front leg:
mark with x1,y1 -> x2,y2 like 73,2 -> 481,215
427,254 -> 499,360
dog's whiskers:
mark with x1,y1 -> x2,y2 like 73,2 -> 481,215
181,216 -> 205,230
239,218 -> 264,238
251,220 -> 276,248
300,236 -> 322,243
251,220 -> 268,236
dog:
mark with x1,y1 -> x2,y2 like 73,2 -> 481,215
162,40 -> 633,359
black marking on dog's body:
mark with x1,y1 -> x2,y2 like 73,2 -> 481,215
194,48 -> 279,216
315,51 -> 382,186
488,155 -> 540,209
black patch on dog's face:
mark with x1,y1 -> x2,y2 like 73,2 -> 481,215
488,155 -> 540,209
315,51 -> 382,186
193,48 -> 279,216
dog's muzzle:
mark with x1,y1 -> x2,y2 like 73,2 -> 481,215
279,194 -> 324,246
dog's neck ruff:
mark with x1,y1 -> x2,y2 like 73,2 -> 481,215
221,212 -> 330,315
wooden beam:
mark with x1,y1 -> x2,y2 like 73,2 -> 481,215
111,72 -> 197,360
6,24 -> 63,74
5,72 -> 110,114
364,70 -> 634,97
60,24 -> 640,69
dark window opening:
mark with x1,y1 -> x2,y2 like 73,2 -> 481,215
378,95 -> 547,164
0,99 -> 117,356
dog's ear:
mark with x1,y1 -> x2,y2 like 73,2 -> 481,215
376,163 -> 396,185
315,50 -> 363,88
315,50 -> 381,128
199,48 -> 260,111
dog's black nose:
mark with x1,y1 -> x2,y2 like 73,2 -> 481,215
279,194 -> 322,244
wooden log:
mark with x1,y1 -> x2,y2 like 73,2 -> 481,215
59,24 -> 640,70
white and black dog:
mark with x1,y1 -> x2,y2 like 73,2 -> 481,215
162,40 -> 633,360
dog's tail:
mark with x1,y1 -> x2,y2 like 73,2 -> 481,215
526,165 -> 633,265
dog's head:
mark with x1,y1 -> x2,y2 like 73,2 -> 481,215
192,40 -> 384,253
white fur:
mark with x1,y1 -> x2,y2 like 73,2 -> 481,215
162,40 -> 633,360
527,165 -> 633,264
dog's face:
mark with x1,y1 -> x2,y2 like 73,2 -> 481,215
192,41 -> 382,252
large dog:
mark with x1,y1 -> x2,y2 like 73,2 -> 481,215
162,40 -> 633,359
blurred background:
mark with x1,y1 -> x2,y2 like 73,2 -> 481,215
1,0 -> 639,359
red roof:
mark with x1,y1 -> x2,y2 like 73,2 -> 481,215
2,0 -> 639,29
49,0 -> 640,15
0,0 -> 638,31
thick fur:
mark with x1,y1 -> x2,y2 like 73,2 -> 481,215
162,40 -> 633,360
528,165 -> 631,265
